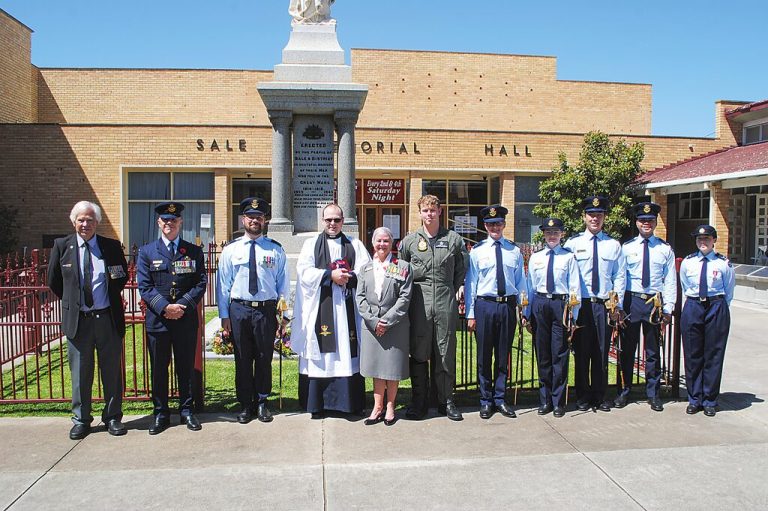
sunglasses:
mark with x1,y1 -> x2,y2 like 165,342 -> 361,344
323,218 -> 343,224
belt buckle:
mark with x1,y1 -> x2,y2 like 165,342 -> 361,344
640,293 -> 648,300
699,296 -> 707,302
250,301 -> 258,307
495,296 -> 503,303
546,293 -> 553,299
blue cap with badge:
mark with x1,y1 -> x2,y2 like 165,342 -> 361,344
539,217 -> 565,231
633,201 -> 661,219
240,197 -> 270,216
480,204 -> 508,224
155,201 -> 184,220
582,196 -> 609,213
691,224 -> 717,238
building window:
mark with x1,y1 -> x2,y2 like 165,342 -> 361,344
127,171 -> 215,248
422,179 -> 489,243
231,179 -> 272,234
514,176 -> 546,243
678,191 -> 710,220
744,121 -> 768,145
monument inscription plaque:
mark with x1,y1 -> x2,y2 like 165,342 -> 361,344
292,115 -> 335,231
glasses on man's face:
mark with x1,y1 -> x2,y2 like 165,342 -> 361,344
244,214 -> 265,222
323,218 -> 343,224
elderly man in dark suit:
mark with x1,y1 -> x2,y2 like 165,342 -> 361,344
48,201 -> 129,440
137,201 -> 207,434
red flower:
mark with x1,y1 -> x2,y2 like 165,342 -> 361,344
179,247 -> 186,255
391,257 -> 398,265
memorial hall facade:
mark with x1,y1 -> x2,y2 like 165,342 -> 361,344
1,9 -> 757,258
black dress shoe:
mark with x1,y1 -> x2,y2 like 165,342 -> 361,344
107,419 -> 127,436
598,401 -> 612,412
686,404 -> 702,415
576,401 -> 591,412
364,412 -> 384,425
69,423 -> 91,440
311,412 -> 324,420
405,407 -> 427,420
444,401 -> 463,421
648,397 -> 664,412
183,414 -> 202,431
614,395 -> 629,408
497,403 -> 517,418
537,404 -> 553,415
148,417 -> 170,435
237,408 -> 253,424
553,406 -> 566,418
257,403 -> 273,423
703,406 -> 717,417
479,404 -> 494,419
384,415 -> 397,426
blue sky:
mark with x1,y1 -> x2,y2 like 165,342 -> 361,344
2,0 -> 764,137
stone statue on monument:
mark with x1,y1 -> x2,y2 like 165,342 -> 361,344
289,0 -> 335,24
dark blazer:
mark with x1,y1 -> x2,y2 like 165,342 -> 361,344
47,234 -> 129,339
136,238 -> 207,332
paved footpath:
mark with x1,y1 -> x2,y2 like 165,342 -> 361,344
2,303 -> 767,510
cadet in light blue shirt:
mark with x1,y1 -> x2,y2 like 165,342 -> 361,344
615,202 -> 677,412
564,196 -> 626,412
218,197 -> 290,424
524,218 -> 581,418
679,225 -> 735,417
464,205 -> 527,419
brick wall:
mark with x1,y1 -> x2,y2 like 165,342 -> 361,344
0,10 -> 34,122
715,100 -> 749,147
709,183 -> 730,256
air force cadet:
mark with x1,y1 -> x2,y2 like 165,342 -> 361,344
615,202 -> 677,412
564,196 -> 626,412
137,201 -> 207,434
524,218 -> 581,418
218,198 -> 289,424
679,225 -> 735,417
465,205 -> 527,419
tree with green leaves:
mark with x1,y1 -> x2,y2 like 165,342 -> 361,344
0,203 -> 20,254
533,131 -> 645,241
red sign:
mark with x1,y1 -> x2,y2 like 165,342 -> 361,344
364,179 -> 405,204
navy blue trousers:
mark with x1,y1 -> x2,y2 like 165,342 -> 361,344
230,301 -> 277,409
474,298 -> 517,406
573,300 -> 609,405
681,298 -> 730,407
533,297 -> 569,408
619,293 -> 661,399
146,314 -> 198,418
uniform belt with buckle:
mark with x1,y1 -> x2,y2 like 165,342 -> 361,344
79,307 -> 110,319
478,295 -> 517,304
630,291 -> 656,300
587,297 -> 607,304
232,299 -> 277,308
695,295 -> 724,303
536,292 -> 567,300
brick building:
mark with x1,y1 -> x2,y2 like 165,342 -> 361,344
0,8 -> 754,256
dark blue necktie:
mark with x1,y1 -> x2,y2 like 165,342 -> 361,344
169,240 -> 176,256
699,256 -> 708,299
495,240 -> 506,296
591,235 -> 600,295
641,239 -> 650,289
249,240 -> 259,295
546,249 -> 555,294
82,242 -> 94,308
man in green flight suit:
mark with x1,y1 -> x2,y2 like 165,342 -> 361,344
399,194 -> 469,421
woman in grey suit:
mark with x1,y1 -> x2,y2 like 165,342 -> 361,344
356,227 -> 413,426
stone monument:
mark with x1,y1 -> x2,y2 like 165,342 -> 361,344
258,0 -> 367,254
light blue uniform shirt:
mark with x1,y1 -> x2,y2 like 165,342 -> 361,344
563,230 -> 626,305
679,251 -> 735,305
217,235 -> 290,319
622,235 -> 678,314
77,234 -> 109,312
524,245 -> 581,319
464,237 -> 528,319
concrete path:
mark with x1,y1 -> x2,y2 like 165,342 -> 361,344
1,303 -> 767,510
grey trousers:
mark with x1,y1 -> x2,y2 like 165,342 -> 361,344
68,311 -> 123,425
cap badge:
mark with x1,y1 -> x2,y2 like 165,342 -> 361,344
699,227 -> 706,234
251,199 -> 259,210
167,203 -> 176,213
643,204 -> 651,214
489,207 -> 497,217
592,197 -> 600,207
548,219 -> 554,227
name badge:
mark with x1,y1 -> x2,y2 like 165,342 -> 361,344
173,259 -> 196,274
108,265 -> 126,279
435,240 -> 449,249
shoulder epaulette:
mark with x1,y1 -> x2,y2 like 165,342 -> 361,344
264,236 -> 282,248
715,252 -> 727,260
622,237 -> 636,245
561,247 -> 573,253
685,252 -> 698,259
475,239 -> 488,247
657,238 -> 669,245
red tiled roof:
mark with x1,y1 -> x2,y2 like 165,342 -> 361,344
642,141 -> 768,184
726,99 -> 768,118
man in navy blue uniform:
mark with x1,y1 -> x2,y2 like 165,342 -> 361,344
679,225 -> 735,417
218,197 -> 290,424
465,205 -> 527,419
137,201 -> 207,434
